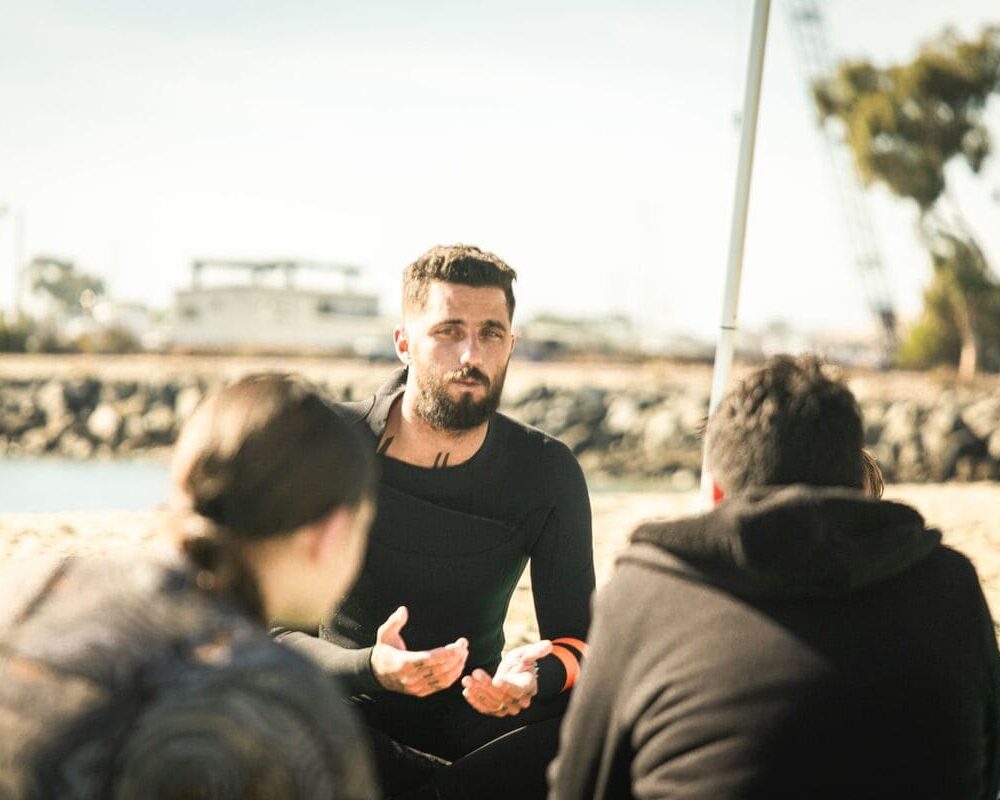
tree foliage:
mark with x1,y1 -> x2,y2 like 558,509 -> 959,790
0,315 -> 33,352
814,27 -> 1000,376
896,233 -> 1000,371
25,256 -> 105,315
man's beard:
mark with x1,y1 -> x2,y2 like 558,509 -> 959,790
414,364 -> 507,431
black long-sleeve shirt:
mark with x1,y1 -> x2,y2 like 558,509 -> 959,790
276,368 -> 595,699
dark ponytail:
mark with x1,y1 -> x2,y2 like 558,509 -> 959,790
177,516 -> 265,620
170,374 -> 376,618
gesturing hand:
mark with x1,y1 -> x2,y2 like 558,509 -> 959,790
370,606 -> 469,697
461,640 -> 553,717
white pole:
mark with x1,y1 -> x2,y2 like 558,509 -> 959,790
699,0 -> 772,508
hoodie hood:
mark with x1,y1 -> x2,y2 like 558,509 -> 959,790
625,485 -> 942,600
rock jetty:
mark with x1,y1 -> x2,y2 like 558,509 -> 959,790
2,370 -> 998,483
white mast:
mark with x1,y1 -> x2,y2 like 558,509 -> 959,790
698,0 -> 772,508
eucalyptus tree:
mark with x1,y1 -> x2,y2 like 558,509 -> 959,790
814,26 -> 1000,377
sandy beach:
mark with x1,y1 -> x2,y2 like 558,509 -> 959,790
2,482 -> 998,645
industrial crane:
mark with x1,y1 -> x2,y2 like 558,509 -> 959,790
784,0 -> 898,353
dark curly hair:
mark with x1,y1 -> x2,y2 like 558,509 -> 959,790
707,356 -> 864,494
402,244 -> 517,320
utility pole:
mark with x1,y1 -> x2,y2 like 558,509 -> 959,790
699,0 -> 772,508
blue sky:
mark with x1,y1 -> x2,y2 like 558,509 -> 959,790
0,0 -> 998,338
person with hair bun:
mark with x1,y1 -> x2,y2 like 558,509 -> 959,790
0,374 -> 381,800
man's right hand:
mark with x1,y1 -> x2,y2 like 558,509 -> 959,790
370,606 -> 469,696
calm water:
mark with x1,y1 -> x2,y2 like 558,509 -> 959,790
0,458 -> 675,514
0,458 -> 171,513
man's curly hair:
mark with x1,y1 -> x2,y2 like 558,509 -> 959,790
707,355 -> 864,494
402,244 -> 517,320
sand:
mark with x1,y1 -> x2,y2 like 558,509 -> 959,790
2,482 -> 998,645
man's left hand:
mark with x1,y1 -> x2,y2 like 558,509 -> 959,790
460,640 -> 553,717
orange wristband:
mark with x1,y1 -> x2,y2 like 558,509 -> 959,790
550,637 -> 588,692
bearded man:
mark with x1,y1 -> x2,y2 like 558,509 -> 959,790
274,244 -> 595,799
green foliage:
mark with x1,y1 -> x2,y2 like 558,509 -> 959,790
814,27 -> 1000,210
25,327 -> 67,354
70,326 -> 142,354
0,315 -> 34,352
896,235 -> 1000,371
25,256 -> 105,313
815,26 -> 1000,375
896,274 -> 961,368
895,314 -> 956,369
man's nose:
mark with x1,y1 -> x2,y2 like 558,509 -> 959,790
459,335 -> 482,366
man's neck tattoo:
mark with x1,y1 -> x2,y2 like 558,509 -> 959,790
378,436 -> 450,468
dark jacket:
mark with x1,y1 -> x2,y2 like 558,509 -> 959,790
549,486 -> 1000,800
0,554 -> 378,800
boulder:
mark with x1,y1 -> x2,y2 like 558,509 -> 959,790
573,388 -> 608,427
576,450 -> 605,476
59,430 -> 95,459
45,413 -> 75,440
988,430 -> 1000,462
174,386 -> 203,423
1,407 -> 39,437
542,397 -> 576,436
63,378 -> 101,414
920,406 -> 981,481
675,396 -> 708,442
123,414 -> 148,448
604,396 -> 642,437
143,404 -> 176,444
669,468 -> 698,491
20,427 -> 52,456
880,401 -> 921,447
561,423 -> 595,455
895,438 -> 927,482
112,381 -> 140,401
508,399 -> 547,429
863,421 -> 884,447
643,407 -> 681,454
35,381 -> 67,423
960,397 -> 1000,441
87,403 -> 123,444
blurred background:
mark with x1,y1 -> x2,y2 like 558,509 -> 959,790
1,0 -> 999,513
0,0 -> 997,364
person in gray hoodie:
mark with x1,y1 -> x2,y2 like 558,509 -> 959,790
549,355 -> 1000,800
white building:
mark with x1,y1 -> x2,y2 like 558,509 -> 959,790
168,259 -> 393,355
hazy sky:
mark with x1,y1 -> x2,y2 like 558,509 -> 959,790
1,0 -> 998,338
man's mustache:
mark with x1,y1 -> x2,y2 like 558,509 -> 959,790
445,367 -> 489,386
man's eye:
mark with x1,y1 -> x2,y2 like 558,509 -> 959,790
483,329 -> 504,339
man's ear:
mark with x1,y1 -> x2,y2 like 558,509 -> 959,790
393,325 -> 410,364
